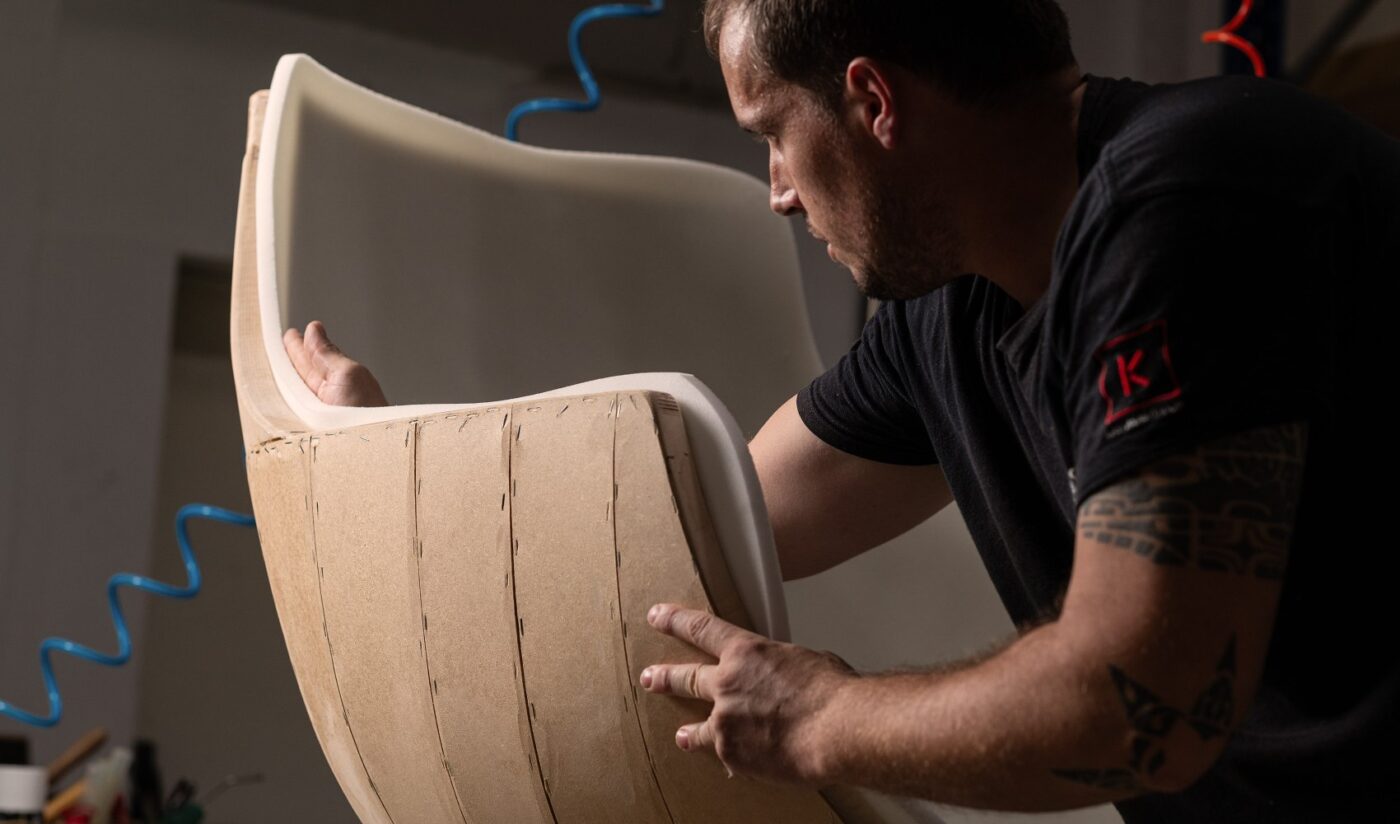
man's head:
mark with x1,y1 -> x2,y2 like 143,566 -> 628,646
704,0 -> 1076,301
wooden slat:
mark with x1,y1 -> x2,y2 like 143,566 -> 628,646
246,440 -> 390,824
512,395 -> 673,823
417,408 -> 554,823
616,392 -> 839,824
313,421 -> 470,823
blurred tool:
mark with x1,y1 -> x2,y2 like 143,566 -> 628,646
47,729 -> 108,788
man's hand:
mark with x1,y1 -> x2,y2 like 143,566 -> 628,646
639,603 -> 857,787
282,320 -> 388,407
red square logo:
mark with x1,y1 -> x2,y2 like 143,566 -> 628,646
1096,319 -> 1182,427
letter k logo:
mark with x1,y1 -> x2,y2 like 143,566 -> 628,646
1116,350 -> 1152,397
1095,319 -> 1182,427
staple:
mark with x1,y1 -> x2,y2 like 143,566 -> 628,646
360,435 -> 370,442
527,405 -> 542,413
445,414 -> 458,420
500,416 -> 508,430
417,479 -> 423,494
516,424 -> 522,441
629,395 -> 639,410
423,614 -> 428,631
518,617 -> 524,635
433,678 -> 439,694
500,493 -> 506,510
404,430 -> 411,446
556,404 -> 569,417
458,418 -> 469,432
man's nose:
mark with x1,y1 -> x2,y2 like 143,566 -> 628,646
769,158 -> 802,216
770,183 -> 802,216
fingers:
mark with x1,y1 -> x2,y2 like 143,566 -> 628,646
677,720 -> 717,754
283,321 -> 349,393
282,326 -> 322,394
304,320 -> 350,372
677,722 -> 733,777
647,603 -> 748,658
641,662 -> 716,702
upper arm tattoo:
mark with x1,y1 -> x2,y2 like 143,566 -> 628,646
1075,420 -> 1309,579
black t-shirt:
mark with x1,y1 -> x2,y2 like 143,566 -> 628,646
797,74 -> 1400,822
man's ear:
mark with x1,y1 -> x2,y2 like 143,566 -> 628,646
844,57 -> 897,149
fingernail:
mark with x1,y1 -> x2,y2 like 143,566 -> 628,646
640,668 -> 653,689
676,728 -> 689,750
648,605 -> 662,624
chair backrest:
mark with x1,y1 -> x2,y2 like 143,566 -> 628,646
232,55 -> 890,824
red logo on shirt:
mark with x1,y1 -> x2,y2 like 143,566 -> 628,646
1096,319 -> 1181,426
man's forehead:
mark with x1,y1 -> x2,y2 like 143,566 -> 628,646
717,9 -> 785,126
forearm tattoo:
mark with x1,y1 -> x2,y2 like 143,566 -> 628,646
1052,635 -> 1237,791
1076,421 -> 1309,579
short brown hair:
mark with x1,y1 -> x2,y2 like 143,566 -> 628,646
702,0 -> 1075,106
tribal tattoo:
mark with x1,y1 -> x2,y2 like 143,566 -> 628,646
1076,421 -> 1309,579
1052,635 -> 1238,791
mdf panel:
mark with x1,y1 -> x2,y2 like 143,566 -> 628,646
511,395 -> 672,824
313,421 -> 470,823
615,393 -> 840,824
247,440 -> 391,824
417,409 -> 554,823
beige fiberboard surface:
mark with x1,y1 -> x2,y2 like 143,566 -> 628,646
230,58 -> 868,822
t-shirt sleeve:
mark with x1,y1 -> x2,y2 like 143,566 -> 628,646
796,299 -> 938,466
1050,189 -> 1319,508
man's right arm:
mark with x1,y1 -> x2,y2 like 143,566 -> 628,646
749,394 -> 953,581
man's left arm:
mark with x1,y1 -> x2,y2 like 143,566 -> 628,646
641,417 -> 1307,812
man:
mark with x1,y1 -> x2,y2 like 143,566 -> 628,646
286,1 -> 1399,820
